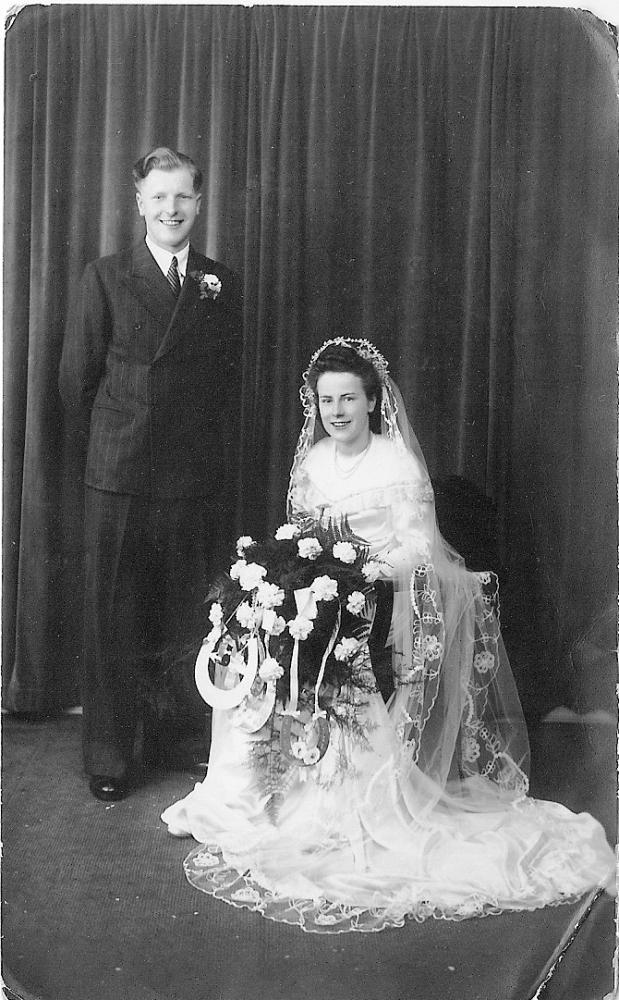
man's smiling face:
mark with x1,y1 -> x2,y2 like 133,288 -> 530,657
135,167 -> 201,253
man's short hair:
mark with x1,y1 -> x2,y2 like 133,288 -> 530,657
132,147 -> 202,192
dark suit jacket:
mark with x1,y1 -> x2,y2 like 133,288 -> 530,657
60,241 -> 243,500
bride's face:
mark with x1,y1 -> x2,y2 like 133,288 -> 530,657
316,371 -> 376,453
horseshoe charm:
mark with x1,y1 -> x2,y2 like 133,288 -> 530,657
231,681 -> 277,732
279,712 -> 330,766
195,632 -> 258,710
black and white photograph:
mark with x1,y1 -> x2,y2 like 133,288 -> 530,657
2,4 -> 617,999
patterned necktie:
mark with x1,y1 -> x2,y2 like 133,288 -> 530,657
166,256 -> 181,297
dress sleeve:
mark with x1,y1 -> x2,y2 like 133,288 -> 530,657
288,464 -> 316,526
380,476 -> 436,576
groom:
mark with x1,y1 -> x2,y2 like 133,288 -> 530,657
60,147 -> 243,801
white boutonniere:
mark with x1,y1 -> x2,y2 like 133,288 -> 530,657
190,270 -> 222,300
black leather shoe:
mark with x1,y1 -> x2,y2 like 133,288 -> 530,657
89,776 -> 128,802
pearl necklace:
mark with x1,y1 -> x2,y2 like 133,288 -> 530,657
333,436 -> 373,478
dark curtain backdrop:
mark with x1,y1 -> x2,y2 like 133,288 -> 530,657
4,6 -> 617,723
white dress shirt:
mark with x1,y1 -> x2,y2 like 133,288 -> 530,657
145,236 -> 190,286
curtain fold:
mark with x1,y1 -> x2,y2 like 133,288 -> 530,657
4,6 -> 617,721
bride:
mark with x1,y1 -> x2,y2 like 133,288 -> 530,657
161,338 -> 614,933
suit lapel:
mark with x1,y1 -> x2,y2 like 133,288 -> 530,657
153,247 -> 206,362
127,243 -> 213,362
129,241 -> 177,328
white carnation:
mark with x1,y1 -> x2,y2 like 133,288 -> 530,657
256,581 -> 285,608
288,615 -> 314,641
259,656 -> 284,681
334,637 -> 360,662
201,274 -> 222,297
208,602 -> 223,627
235,602 -> 256,629
238,562 -> 267,592
332,541 -> 357,564
274,523 -> 301,540
230,558 -> 247,580
236,535 -> 255,556
310,575 -> 338,602
361,561 -> 381,583
297,537 -> 323,561
346,591 -> 366,616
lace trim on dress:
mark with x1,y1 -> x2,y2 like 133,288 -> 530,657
182,842 -> 588,934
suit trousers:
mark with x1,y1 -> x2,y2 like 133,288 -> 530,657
82,487 -> 217,781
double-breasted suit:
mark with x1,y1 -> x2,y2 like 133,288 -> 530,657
60,241 -> 243,782
61,241 -> 242,497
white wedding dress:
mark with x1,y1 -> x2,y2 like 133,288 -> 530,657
161,434 -> 615,933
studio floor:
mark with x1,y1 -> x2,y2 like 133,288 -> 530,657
1,712 -> 616,1000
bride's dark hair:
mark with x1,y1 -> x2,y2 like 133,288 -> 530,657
306,344 -> 383,432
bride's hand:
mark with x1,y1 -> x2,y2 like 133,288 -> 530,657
383,536 -> 431,576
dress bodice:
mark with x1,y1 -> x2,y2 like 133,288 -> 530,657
290,433 -> 435,567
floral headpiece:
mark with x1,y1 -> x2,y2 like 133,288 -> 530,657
300,338 -> 391,415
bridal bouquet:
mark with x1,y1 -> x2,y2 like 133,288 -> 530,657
195,520 -> 382,764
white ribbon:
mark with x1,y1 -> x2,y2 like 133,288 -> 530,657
283,588 -> 319,716
284,592 -> 341,720
312,607 -> 341,718
294,587 -> 318,620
